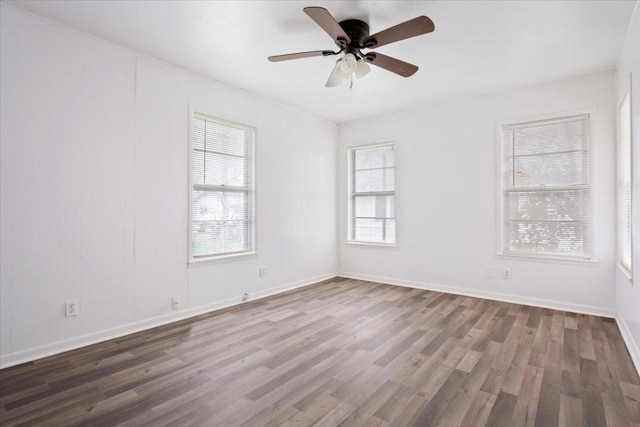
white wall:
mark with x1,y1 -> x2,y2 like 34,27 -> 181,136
0,4 -> 337,368
616,3 -> 640,374
338,72 -> 617,317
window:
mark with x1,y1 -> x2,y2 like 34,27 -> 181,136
501,114 -> 591,259
618,89 -> 632,277
349,144 -> 396,245
190,112 -> 254,260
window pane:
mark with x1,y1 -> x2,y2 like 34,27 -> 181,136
192,152 -> 246,187
507,221 -> 588,257
619,91 -> 632,272
505,189 -> 590,256
511,119 -> 585,156
506,151 -> 585,187
192,219 -> 250,256
507,190 -> 589,222
194,116 -> 247,157
354,195 -> 394,219
355,145 -> 395,170
354,167 -> 395,192
193,190 -> 249,221
354,218 -> 395,244
192,190 -> 251,256
193,117 -> 206,150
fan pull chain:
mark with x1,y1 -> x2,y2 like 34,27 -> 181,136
350,73 -> 353,89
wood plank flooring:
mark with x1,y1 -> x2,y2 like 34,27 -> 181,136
1,278 -> 639,426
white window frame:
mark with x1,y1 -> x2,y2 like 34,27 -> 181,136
617,85 -> 633,280
496,109 -> 597,263
347,142 -> 397,247
188,106 -> 256,264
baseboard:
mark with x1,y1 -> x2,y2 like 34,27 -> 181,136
616,315 -> 640,377
338,271 -> 616,318
0,272 -> 337,370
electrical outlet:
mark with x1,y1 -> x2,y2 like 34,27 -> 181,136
65,300 -> 78,317
171,297 -> 180,311
503,268 -> 511,280
242,292 -> 249,302
260,267 -> 268,277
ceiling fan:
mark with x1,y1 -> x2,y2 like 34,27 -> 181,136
268,7 -> 435,87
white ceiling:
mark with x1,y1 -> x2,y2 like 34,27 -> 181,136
7,0 -> 637,123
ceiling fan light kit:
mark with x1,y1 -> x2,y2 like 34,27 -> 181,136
325,53 -> 370,88
268,7 -> 435,88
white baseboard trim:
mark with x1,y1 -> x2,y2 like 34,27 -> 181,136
338,271 -> 616,318
616,315 -> 640,377
0,272 -> 337,370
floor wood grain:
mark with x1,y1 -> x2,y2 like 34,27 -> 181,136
1,278 -> 639,426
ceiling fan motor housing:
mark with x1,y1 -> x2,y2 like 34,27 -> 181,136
268,7 -> 431,80
338,19 -> 373,53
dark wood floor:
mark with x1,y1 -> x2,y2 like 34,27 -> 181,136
1,278 -> 639,426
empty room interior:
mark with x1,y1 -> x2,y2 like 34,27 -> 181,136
2,0 -> 640,425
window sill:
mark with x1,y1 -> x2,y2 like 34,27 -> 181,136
617,262 -> 633,282
497,252 -> 598,265
347,241 -> 398,249
189,251 -> 257,266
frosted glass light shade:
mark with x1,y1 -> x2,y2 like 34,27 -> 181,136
339,53 -> 358,74
326,60 -> 345,87
355,59 -> 370,78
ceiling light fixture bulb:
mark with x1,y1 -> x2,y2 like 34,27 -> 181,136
339,53 -> 358,75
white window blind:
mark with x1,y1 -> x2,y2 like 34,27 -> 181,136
191,113 -> 254,258
618,90 -> 632,275
349,144 -> 396,245
502,114 -> 591,259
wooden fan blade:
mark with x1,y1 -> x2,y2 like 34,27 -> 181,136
363,16 -> 434,49
268,50 -> 336,62
303,7 -> 351,47
363,52 -> 418,77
